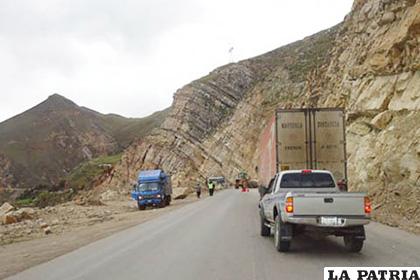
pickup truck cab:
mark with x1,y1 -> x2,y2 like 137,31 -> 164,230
259,170 -> 371,252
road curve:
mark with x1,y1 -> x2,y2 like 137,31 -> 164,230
7,189 -> 420,280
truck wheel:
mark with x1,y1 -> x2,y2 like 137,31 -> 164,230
274,215 -> 291,252
344,236 -> 364,252
159,199 -> 166,208
138,204 -> 146,211
165,196 -> 171,206
260,215 -> 270,237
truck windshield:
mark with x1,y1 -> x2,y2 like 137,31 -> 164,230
138,183 -> 160,191
280,173 -> 335,188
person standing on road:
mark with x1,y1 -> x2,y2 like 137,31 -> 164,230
195,183 -> 202,199
208,181 -> 215,196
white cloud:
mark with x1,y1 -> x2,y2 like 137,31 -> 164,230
0,0 -> 353,122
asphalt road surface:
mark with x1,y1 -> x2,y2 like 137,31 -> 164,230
7,189 -> 420,280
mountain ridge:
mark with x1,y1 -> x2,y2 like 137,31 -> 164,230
0,94 -> 169,202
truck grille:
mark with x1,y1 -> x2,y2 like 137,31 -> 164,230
142,195 -> 156,199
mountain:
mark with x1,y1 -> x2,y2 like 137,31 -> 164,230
101,0 -> 420,232
0,94 -> 168,201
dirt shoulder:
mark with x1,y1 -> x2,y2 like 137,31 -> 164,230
0,196 -> 197,279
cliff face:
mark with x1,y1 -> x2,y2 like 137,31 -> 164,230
324,0 -> 420,230
102,27 -> 338,193
103,0 -> 420,232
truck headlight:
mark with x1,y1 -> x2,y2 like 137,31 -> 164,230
138,195 -> 143,200
156,194 -> 162,198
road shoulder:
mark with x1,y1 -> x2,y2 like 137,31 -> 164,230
0,197 -> 196,279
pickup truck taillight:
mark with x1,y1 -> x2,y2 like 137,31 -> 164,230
285,197 -> 294,213
364,197 -> 372,214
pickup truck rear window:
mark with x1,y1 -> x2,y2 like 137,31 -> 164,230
280,173 -> 335,188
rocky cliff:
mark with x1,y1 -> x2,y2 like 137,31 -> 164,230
101,0 -> 419,232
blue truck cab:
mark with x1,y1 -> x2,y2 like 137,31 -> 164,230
131,170 -> 173,210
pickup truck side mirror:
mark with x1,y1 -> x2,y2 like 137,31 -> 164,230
259,186 -> 272,198
132,184 -> 137,191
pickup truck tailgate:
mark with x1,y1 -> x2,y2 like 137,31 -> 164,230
293,193 -> 366,216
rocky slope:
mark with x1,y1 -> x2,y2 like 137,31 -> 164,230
0,94 -> 168,202
98,26 -> 339,193
102,0 -> 419,232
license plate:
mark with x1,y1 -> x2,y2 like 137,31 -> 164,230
320,217 -> 345,226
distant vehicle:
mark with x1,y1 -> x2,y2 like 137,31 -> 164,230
258,108 -> 348,192
208,176 -> 226,188
131,170 -> 172,210
259,170 -> 370,252
235,171 -> 249,190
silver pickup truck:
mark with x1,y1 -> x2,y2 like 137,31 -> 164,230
259,170 -> 371,252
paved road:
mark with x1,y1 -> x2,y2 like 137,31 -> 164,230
7,189 -> 420,280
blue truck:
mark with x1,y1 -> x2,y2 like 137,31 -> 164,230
131,170 -> 172,210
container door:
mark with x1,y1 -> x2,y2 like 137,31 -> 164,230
276,110 -> 309,171
311,109 -> 347,183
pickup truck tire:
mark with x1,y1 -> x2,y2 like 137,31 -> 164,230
343,236 -> 364,252
274,216 -> 291,252
260,214 -> 270,237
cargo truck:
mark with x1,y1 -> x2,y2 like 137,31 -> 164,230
258,108 -> 348,190
131,170 -> 172,210
258,108 -> 371,252
235,171 -> 249,190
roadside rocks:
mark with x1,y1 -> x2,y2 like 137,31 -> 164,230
14,208 -> 36,220
1,202 -> 16,225
39,222 -> 49,229
100,190 -> 119,201
0,202 -> 36,225
37,221 -> 52,235
0,202 -> 15,215
74,197 -> 105,206
173,187 -> 190,200
2,214 -> 18,225
43,227 -> 52,235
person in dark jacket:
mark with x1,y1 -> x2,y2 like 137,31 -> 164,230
195,183 -> 202,199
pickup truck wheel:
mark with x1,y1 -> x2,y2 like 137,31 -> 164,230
260,215 -> 270,237
274,216 -> 291,252
343,236 -> 364,252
